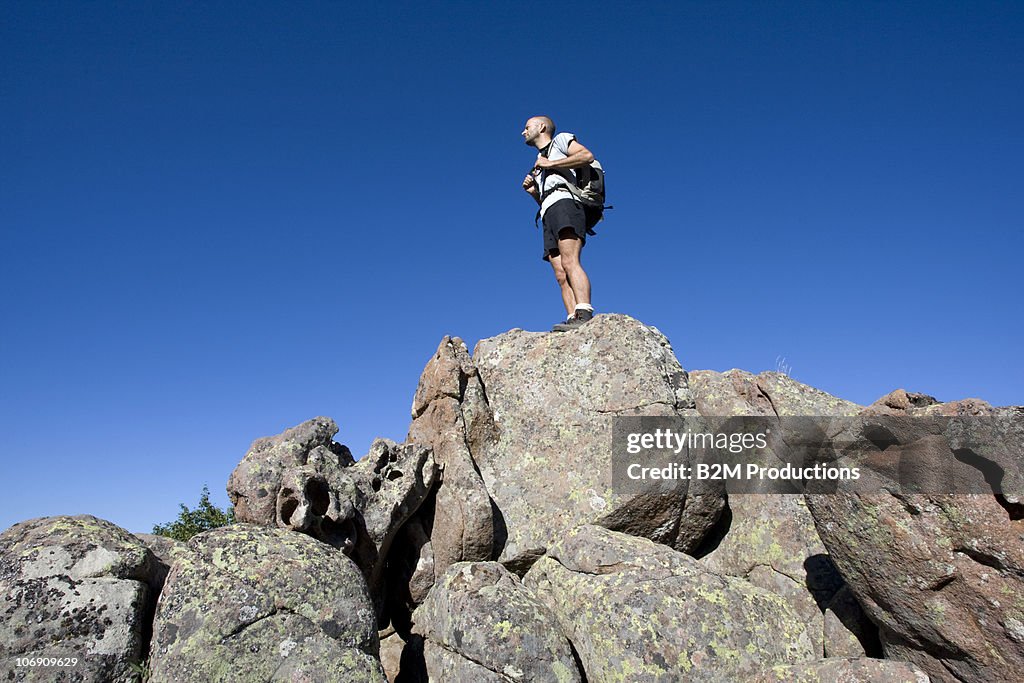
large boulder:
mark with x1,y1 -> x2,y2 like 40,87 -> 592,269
148,524 -> 385,682
0,515 -> 159,682
690,369 -> 862,421
806,486 -> 1024,683
470,314 -> 723,570
411,562 -> 581,682
862,397 -> 1024,507
700,494 -> 853,656
523,525 -> 815,682
227,418 -> 437,618
805,403 -> 1024,683
690,369 -> 872,657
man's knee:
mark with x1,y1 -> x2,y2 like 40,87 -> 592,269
558,249 -> 582,270
550,257 -> 569,285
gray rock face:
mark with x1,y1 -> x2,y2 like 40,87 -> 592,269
0,515 -> 158,682
752,657 -> 931,682
148,524 -> 385,683
228,417 -> 354,527
523,525 -> 815,682
470,314 -> 722,569
226,417 -> 437,618
133,532 -> 187,595
690,369 -> 863,421
701,494 -> 847,656
412,562 -> 581,682
690,368 -> 872,657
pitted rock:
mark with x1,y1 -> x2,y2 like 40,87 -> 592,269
227,418 -> 437,620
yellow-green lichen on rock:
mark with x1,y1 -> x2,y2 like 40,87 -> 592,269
468,315 -> 717,571
0,515 -> 158,682
412,561 -> 582,682
147,524 -> 385,683
522,525 -> 815,683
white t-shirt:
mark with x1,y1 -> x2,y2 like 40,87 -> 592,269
535,132 -> 578,218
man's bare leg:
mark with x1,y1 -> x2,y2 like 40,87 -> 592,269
549,253 -> 577,316
557,229 -> 591,307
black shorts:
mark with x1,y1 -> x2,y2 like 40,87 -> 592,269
541,198 -> 600,260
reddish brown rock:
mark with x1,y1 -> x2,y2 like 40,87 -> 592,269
806,487 -> 1024,683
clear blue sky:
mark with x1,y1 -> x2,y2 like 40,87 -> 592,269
2,1 -> 1021,534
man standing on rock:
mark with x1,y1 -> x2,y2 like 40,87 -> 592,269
521,115 -> 601,332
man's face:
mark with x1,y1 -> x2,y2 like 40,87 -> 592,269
522,118 -> 542,146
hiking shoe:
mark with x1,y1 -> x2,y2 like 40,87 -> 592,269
551,309 -> 594,332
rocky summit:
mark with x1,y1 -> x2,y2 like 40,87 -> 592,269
2,313 -> 1020,682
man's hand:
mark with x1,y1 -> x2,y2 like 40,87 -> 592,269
522,173 -> 539,196
522,172 -> 541,206
534,154 -> 554,170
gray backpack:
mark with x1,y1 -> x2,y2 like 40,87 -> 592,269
559,158 -> 606,211
539,152 -> 611,235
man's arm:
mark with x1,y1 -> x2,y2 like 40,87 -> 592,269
535,140 -> 594,171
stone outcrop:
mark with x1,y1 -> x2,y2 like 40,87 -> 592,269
522,525 -> 815,682
393,337 -> 497,621
0,515 -> 159,682
470,314 -> 723,569
133,532 -> 187,594
388,314 -> 727,632
148,524 -> 385,682
227,417 -> 437,619
690,368 -> 863,421
806,486 -> 1024,683
690,368 -> 873,657
412,562 -> 580,682
4,315 -> 1021,683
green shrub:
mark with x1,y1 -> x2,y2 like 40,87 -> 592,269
152,485 -> 234,542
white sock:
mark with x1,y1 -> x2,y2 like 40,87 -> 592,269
575,304 -> 594,313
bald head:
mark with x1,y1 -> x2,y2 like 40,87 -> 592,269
532,116 -> 555,134
522,115 -> 556,148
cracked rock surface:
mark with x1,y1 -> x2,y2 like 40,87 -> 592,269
411,561 -> 581,683
752,656 -> 931,682
148,524 -> 385,682
691,368 -> 872,657
803,400 -> 1024,682
522,525 -> 815,682
806,486 -> 1024,683
227,417 -> 436,620
395,337 -> 496,613
0,515 -> 158,682
468,314 -> 722,570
